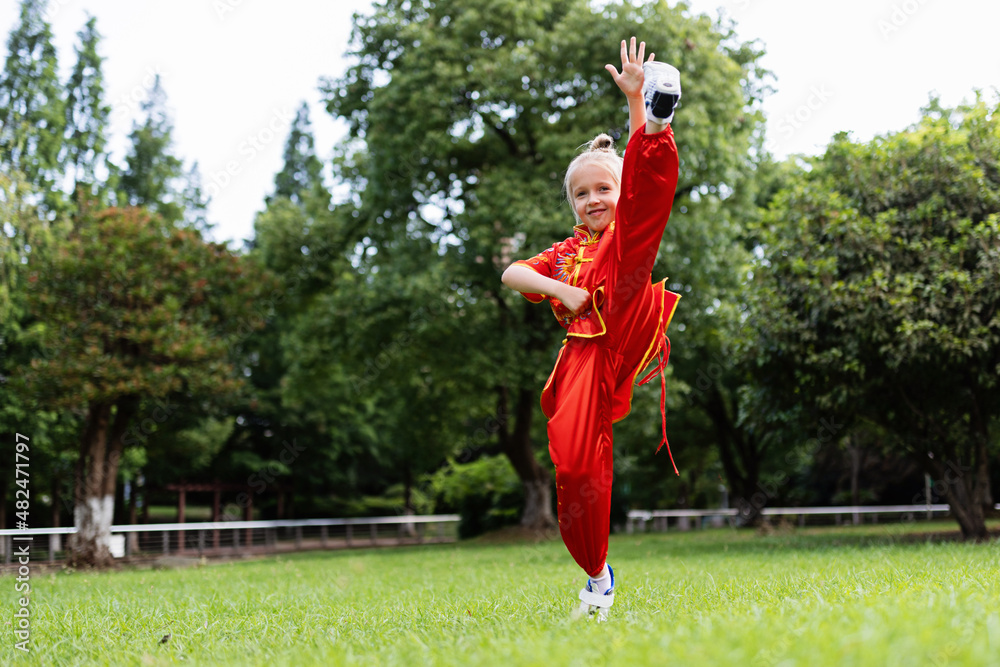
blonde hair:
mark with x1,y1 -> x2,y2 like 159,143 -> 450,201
563,134 -> 624,223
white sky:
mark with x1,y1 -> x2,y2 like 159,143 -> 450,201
2,0 -> 998,247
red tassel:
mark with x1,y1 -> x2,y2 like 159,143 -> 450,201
638,336 -> 678,475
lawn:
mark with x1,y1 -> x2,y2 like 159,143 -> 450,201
4,521 -> 1000,666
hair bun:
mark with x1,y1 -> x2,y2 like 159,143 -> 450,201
589,133 -> 616,152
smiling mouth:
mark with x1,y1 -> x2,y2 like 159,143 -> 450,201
588,208 -> 606,216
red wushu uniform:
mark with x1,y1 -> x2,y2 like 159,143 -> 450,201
512,126 -> 680,578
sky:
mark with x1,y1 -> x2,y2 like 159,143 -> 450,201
2,0 -> 998,247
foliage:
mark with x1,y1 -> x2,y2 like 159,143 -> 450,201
269,100 -> 329,208
21,206 -> 266,406
116,75 -> 197,226
427,454 -> 524,536
0,0 -> 65,214
16,204 -> 273,561
0,170 -> 78,528
165,416 -> 236,473
63,15 -> 110,201
747,95 -> 1000,538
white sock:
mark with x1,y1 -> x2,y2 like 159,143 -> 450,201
591,564 -> 612,595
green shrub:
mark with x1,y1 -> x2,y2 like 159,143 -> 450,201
426,455 -> 524,538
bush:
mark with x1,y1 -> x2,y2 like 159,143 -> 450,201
426,455 -> 524,538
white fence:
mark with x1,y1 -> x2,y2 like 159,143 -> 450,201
0,514 -> 460,565
626,503 -> 1000,533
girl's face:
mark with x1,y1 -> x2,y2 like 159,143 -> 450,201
570,162 -> 619,233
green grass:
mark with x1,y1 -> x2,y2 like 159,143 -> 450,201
4,521 -> 1000,666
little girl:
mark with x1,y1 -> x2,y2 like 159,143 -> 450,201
501,37 -> 682,620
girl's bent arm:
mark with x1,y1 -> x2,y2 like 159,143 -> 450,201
501,264 -> 591,314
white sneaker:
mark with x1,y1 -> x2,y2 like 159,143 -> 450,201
576,565 -> 615,622
642,61 -> 681,124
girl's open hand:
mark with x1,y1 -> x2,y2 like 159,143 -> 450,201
605,36 -> 654,99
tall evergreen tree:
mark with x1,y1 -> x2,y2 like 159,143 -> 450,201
181,161 -> 212,232
0,0 -> 66,214
117,74 -> 185,224
63,14 -> 110,202
269,101 -> 328,209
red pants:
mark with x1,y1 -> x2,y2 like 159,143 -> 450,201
546,126 -> 679,577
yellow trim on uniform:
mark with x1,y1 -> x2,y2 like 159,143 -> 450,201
565,286 -> 608,339
634,278 -> 670,375
572,223 -> 604,246
568,244 -> 594,286
661,284 -> 680,331
610,279 -> 682,424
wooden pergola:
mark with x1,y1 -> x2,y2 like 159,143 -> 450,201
159,480 -> 291,552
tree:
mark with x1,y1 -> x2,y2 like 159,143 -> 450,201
237,196 -> 365,517
63,14 -> 110,203
281,228 -> 474,520
268,101 -> 328,209
235,99 -> 356,515
0,0 -> 66,214
322,0 -> 767,528
0,170 -> 69,533
20,205 -> 272,565
181,161 -> 212,232
696,155 -> 804,525
117,75 -> 187,225
747,95 -> 1000,540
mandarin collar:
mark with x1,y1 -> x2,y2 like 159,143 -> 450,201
573,222 -> 611,245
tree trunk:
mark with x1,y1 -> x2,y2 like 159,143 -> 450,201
520,474 -> 554,530
705,385 -> 764,526
71,397 -> 138,567
849,440 -> 861,507
928,457 -> 988,542
402,464 -> 416,537
848,436 -> 862,525
71,401 -> 113,566
972,422 -> 994,516
974,444 -> 994,516
498,385 -> 557,532
51,476 -> 62,555
127,476 -> 138,555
